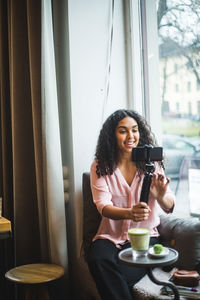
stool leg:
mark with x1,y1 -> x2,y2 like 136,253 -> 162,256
25,285 -> 50,300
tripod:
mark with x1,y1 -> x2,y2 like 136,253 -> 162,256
139,160 -> 155,204
132,144 -> 163,204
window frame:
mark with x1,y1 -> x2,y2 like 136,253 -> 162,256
129,0 -> 162,144
126,0 -> 144,115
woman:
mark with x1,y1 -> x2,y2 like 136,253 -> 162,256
87,109 -> 175,300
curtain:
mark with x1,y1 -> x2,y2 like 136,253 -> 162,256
0,0 -> 68,299
41,0 -> 68,267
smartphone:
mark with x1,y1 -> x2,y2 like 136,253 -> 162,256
132,145 -> 163,162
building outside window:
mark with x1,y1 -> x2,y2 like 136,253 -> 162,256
188,101 -> 192,115
174,63 -> 178,73
198,101 -> 200,115
175,83 -> 179,93
187,81 -> 191,92
176,102 -> 180,112
197,80 -> 200,91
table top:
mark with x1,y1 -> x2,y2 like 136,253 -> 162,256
5,263 -> 65,284
118,247 -> 178,268
0,217 -> 12,239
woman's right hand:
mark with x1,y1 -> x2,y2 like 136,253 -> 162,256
130,202 -> 151,222
102,202 -> 151,221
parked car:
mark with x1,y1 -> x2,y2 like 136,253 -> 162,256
179,149 -> 200,180
185,136 -> 200,151
162,134 -> 198,179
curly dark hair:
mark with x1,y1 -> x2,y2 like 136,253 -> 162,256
95,109 -> 164,177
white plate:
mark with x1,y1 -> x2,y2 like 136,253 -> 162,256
148,246 -> 169,258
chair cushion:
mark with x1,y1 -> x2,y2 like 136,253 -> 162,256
158,214 -> 200,270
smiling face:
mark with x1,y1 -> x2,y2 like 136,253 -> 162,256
115,116 -> 140,156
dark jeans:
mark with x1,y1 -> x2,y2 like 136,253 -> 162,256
87,237 -> 159,300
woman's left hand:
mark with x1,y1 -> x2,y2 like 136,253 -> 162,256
150,172 -> 170,201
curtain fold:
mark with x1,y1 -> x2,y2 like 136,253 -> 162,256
9,0 -> 42,265
0,1 -> 15,299
41,0 -> 68,268
0,0 -> 68,298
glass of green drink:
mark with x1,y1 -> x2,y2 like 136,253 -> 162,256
128,228 -> 150,258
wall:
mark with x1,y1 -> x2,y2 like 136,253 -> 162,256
67,0 -> 129,254
53,0 -> 130,295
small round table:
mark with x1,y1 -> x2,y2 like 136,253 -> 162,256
5,263 -> 65,300
118,247 -> 179,300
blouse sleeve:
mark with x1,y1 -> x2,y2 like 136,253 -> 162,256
90,161 -> 113,215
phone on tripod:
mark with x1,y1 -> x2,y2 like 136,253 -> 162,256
132,145 -> 163,162
131,145 -> 163,203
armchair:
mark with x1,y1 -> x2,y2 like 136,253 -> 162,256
79,172 -> 200,300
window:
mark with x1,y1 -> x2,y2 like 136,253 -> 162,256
157,0 -> 200,218
187,81 -> 191,93
175,84 -> 179,92
134,0 -> 200,218
188,102 -> 192,115
197,80 -> 200,91
197,101 -> 200,116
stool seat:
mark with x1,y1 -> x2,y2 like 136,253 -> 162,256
5,263 -> 65,300
5,263 -> 65,284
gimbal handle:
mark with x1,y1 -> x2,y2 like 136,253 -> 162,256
139,162 -> 155,204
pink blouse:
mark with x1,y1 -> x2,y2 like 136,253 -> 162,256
90,161 -> 175,247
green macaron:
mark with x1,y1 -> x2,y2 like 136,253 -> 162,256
153,244 -> 163,254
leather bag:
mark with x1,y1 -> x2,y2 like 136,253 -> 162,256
173,270 -> 200,287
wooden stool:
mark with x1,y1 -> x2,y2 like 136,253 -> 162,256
5,263 -> 65,300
